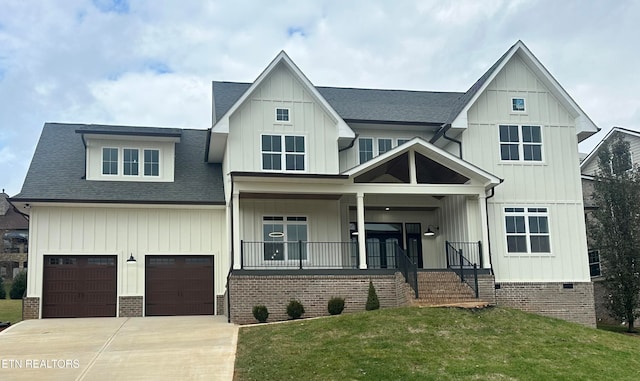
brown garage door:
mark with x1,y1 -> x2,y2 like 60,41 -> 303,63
145,255 -> 214,316
42,255 -> 117,318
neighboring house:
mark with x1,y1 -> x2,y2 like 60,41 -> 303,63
580,126 -> 640,323
0,190 -> 29,280
12,40 -> 598,326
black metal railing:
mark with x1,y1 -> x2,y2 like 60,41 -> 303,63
241,240 -> 358,269
394,243 -> 419,298
446,241 -> 480,298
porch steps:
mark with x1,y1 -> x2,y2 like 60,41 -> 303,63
413,271 -> 483,306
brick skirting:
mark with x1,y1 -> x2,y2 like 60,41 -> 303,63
495,282 -> 596,327
22,297 -> 40,320
119,296 -> 143,317
228,272 -> 410,324
216,294 -> 226,316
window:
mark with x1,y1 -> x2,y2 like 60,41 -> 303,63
144,149 -> 160,176
263,216 -> 308,261
359,138 -> 374,164
123,148 -> 139,176
378,138 -> 393,155
499,125 -> 542,161
505,207 -> 550,254
275,108 -> 290,122
588,250 -> 601,277
397,138 -> 411,146
102,148 -> 118,175
512,97 -> 526,112
262,135 -> 305,171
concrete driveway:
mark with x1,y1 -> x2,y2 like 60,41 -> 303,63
0,316 -> 238,380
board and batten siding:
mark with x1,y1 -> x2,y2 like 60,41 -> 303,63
226,63 -> 340,174
462,54 -> 590,282
27,205 -> 227,305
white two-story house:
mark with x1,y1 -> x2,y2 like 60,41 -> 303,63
12,41 -> 599,326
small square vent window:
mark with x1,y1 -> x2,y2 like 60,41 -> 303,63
276,108 -> 290,122
512,98 -> 526,112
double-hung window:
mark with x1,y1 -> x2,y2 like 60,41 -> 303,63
263,216 -> 308,261
102,148 -> 118,175
359,138 -> 374,164
378,138 -> 393,155
144,149 -> 160,176
499,125 -> 542,161
123,148 -> 139,176
262,135 -> 305,171
588,250 -> 601,277
505,207 -> 550,254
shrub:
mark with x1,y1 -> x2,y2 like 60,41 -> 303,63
365,280 -> 380,311
0,277 -> 5,299
10,271 -> 26,300
327,297 -> 345,315
286,299 -> 305,319
252,305 -> 269,323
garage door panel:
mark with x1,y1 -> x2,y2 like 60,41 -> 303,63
145,255 -> 214,316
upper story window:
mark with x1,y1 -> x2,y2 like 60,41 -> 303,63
102,148 -> 118,175
504,207 -> 550,254
262,134 -> 305,171
144,149 -> 160,176
397,138 -> 411,146
359,137 -> 412,164
588,249 -> 601,277
499,125 -> 542,162
512,97 -> 526,112
123,148 -> 139,176
378,139 -> 393,155
275,108 -> 290,122
359,138 -> 374,164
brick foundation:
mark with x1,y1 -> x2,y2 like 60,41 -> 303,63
495,282 -> 596,327
119,296 -> 143,317
216,294 -> 225,316
477,274 -> 496,304
228,272 -> 409,324
22,297 -> 40,320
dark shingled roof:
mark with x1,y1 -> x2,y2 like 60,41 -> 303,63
13,123 -> 224,204
212,81 -> 464,125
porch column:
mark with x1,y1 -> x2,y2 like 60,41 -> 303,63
232,191 -> 241,270
356,192 -> 367,269
409,149 -> 417,184
478,192 -> 490,269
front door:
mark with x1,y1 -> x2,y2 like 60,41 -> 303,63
405,223 -> 424,268
365,223 -> 403,269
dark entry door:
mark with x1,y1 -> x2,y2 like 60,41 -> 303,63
365,223 -> 403,269
405,223 -> 424,268
42,255 -> 117,318
145,255 -> 214,316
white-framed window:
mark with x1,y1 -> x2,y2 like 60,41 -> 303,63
397,138 -> 411,146
359,137 -> 411,164
144,149 -> 160,176
511,97 -> 526,112
102,147 -> 118,175
504,207 -> 550,254
263,216 -> 308,261
123,148 -> 139,176
378,138 -> 393,155
359,138 -> 374,164
261,134 -> 305,171
588,249 -> 601,277
275,108 -> 290,122
499,125 -> 542,161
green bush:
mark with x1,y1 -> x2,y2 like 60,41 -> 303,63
10,271 -> 26,300
327,297 -> 345,315
0,277 -> 6,299
365,281 -> 380,311
252,305 -> 269,323
286,299 -> 305,319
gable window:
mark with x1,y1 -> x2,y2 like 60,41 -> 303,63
262,135 -> 305,171
499,125 -> 542,161
505,207 -> 550,254
512,97 -> 526,112
123,148 -> 139,176
275,108 -> 290,122
144,149 -> 160,176
102,148 -> 118,175
263,216 -> 308,261
588,249 -> 601,277
378,138 -> 393,155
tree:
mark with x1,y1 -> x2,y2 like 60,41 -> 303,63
590,135 -> 640,332
365,280 -> 380,311
9,270 -> 26,299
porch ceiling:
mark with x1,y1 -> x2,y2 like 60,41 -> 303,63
239,192 -> 343,200
348,206 -> 437,212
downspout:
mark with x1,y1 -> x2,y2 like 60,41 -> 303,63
338,134 -> 358,153
442,125 -> 463,159
485,186 -> 497,275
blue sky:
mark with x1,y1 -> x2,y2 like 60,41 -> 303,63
0,0 -> 639,195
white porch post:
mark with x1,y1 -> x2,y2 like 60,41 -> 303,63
478,192 -> 490,269
409,149 -> 417,184
232,191 -> 241,270
356,192 -> 367,269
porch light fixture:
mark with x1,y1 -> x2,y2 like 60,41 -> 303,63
268,231 -> 285,238
127,254 -> 137,263
423,225 -> 439,237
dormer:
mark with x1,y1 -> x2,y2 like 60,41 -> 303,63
76,126 -> 181,182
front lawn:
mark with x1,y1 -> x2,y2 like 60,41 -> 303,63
234,306 -> 640,381
0,281 -> 22,324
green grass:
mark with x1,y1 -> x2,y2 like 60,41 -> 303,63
0,281 -> 22,324
234,306 -> 640,381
